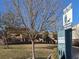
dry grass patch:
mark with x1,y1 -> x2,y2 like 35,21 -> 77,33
0,44 -> 57,59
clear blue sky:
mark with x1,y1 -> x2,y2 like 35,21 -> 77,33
0,0 -> 5,14
72,0 -> 79,26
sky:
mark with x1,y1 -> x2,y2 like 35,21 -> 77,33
0,0 -> 79,31
0,0 -> 5,14
72,0 -> 79,26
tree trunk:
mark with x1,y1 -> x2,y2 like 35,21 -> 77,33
32,40 -> 35,59
4,38 -> 9,48
5,38 -> 9,48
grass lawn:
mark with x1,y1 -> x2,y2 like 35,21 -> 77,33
0,44 -> 58,59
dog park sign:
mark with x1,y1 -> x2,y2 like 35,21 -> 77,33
63,3 -> 72,29
58,3 -> 73,59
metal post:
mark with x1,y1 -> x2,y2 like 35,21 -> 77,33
65,28 -> 72,59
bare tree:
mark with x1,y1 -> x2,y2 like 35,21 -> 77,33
1,12 -> 15,48
3,0 -> 62,59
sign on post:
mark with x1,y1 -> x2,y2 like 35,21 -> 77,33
58,3 -> 73,59
63,3 -> 73,30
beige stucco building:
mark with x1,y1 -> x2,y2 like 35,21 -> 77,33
72,24 -> 79,40
72,24 -> 79,45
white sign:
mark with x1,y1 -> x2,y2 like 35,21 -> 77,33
58,37 -> 65,43
58,30 -> 66,59
63,3 -> 72,29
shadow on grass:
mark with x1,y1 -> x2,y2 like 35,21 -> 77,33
36,57 -> 46,59
14,57 -> 46,59
36,45 -> 57,50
